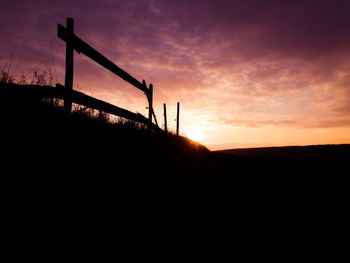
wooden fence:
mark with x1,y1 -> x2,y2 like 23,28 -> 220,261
1,18 -> 181,133
57,17 -> 162,130
0,83 -> 160,130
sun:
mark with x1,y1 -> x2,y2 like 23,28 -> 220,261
186,129 -> 206,142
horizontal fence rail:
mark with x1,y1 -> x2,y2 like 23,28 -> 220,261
0,83 -> 161,131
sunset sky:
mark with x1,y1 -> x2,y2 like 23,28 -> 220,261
1,0 -> 350,150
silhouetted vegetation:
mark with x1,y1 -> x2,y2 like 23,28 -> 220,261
0,61 -> 54,86
1,83 -> 348,238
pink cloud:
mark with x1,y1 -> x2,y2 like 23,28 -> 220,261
1,0 -> 350,143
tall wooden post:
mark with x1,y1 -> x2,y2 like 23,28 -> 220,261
148,83 -> 153,124
163,103 -> 167,132
64,17 -> 74,113
176,102 -> 180,136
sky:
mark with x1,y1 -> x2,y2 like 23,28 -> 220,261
1,0 -> 350,150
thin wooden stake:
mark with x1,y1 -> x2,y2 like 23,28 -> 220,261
176,102 -> 180,136
148,83 -> 153,124
163,103 -> 167,132
64,17 -> 74,113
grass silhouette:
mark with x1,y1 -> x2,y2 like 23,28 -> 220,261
1,82 -> 348,240
0,61 -> 54,86
1,82 -> 348,189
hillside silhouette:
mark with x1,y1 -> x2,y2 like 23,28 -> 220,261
2,83 -> 349,241
2,83 -> 349,189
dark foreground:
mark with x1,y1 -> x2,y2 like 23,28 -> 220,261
1,84 -> 348,247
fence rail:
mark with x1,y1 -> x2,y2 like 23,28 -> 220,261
57,23 -> 148,94
0,83 -> 161,131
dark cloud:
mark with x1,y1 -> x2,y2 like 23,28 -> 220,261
148,0 -> 350,59
2,0 -> 350,71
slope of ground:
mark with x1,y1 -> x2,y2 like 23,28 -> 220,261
1,83 -> 347,192
1,83 -> 348,241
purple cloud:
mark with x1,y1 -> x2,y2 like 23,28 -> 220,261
1,0 -> 350,141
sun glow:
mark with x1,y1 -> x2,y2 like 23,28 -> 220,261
186,129 -> 206,142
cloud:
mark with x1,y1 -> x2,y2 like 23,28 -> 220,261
0,0 -> 350,137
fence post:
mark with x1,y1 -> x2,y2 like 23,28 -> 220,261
64,17 -> 74,113
176,102 -> 180,136
163,103 -> 167,132
148,83 -> 153,124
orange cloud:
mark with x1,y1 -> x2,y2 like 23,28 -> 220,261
1,0 -> 350,148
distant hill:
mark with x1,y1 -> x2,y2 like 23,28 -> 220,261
217,145 -> 350,161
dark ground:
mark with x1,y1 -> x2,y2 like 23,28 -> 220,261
1,84 -> 348,249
